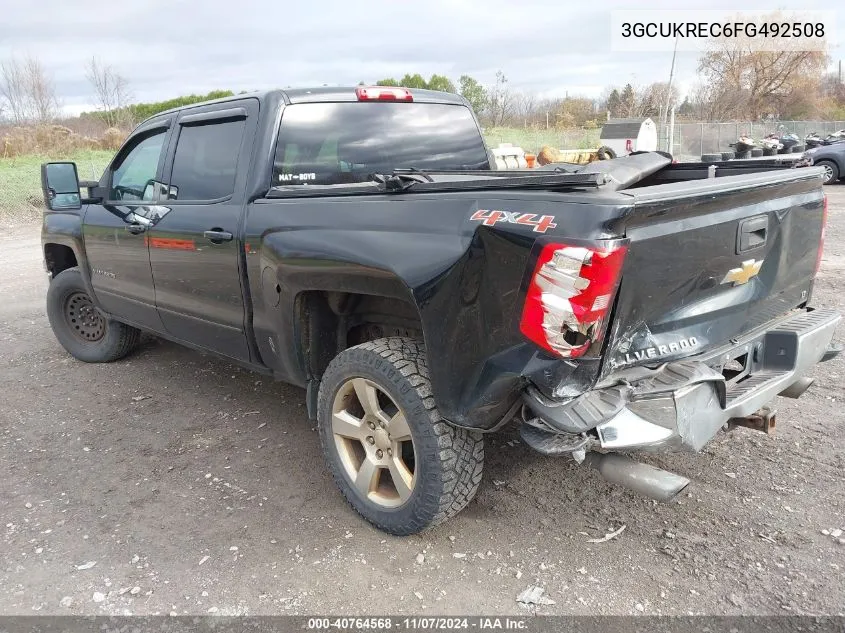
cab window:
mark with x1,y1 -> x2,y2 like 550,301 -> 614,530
110,130 -> 167,201
272,102 -> 489,186
167,119 -> 246,201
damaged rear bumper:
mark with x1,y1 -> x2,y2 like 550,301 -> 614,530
522,308 -> 841,452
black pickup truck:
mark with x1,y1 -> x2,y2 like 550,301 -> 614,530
40,86 -> 840,535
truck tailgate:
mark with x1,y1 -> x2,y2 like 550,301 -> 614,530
602,169 -> 826,376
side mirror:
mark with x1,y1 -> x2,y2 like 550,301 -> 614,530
41,162 -> 82,210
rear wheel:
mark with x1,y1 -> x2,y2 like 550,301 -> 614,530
816,160 -> 840,185
317,337 -> 484,535
46,267 -> 141,362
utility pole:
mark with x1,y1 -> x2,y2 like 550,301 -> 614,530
668,105 -> 675,156
661,36 -> 679,153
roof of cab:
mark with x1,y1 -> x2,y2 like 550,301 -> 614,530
149,86 -> 468,120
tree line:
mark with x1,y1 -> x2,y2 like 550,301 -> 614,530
3,19 -> 844,135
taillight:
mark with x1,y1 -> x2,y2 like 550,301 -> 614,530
355,86 -> 413,102
815,194 -> 827,275
520,242 -> 627,358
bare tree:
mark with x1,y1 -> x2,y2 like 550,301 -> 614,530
85,57 -> 132,128
0,55 -> 59,123
487,71 -> 513,127
24,56 -> 59,122
1,58 -> 30,123
512,91 -> 537,127
698,12 -> 829,119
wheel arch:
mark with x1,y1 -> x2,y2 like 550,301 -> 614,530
294,287 -> 425,385
44,243 -> 78,277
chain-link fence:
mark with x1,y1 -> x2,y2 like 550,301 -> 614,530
485,122 -> 845,162
0,152 -> 110,223
661,120 -> 845,161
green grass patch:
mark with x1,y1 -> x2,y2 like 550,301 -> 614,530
0,150 -> 114,222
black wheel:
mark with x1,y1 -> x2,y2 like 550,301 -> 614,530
762,147 -> 775,156
317,337 -> 484,535
701,153 -> 722,162
47,267 -> 141,363
816,160 -> 840,185
721,151 -> 735,160
751,148 -> 763,157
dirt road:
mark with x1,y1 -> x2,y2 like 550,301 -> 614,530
1,190 -> 844,616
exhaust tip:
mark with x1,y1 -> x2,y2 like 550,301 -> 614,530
584,453 -> 690,502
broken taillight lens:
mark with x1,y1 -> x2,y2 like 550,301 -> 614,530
520,242 -> 627,358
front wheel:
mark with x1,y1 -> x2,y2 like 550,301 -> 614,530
46,267 -> 141,362
317,337 -> 484,535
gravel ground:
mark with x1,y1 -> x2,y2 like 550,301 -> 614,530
1,188 -> 844,616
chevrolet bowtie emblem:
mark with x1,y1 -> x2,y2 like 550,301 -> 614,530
721,259 -> 763,286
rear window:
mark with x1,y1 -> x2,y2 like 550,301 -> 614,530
273,102 -> 489,186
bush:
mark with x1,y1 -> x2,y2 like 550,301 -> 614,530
101,128 -> 125,151
1,125 -> 103,158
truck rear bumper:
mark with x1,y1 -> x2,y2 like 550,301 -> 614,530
523,308 -> 841,452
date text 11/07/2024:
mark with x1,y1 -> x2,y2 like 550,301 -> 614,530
306,617 -> 529,630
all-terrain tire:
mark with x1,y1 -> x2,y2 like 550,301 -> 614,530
46,267 -> 141,363
317,337 -> 484,535
701,153 -> 722,162
721,151 -> 735,160
751,148 -> 764,157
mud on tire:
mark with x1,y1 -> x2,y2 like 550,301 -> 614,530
317,337 -> 484,535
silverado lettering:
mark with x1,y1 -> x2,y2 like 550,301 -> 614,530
620,337 -> 699,364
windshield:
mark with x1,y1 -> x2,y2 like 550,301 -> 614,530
273,102 -> 490,186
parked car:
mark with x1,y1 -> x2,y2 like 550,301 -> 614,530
40,87 -> 840,535
804,140 -> 845,184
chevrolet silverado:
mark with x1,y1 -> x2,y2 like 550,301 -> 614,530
40,86 -> 840,535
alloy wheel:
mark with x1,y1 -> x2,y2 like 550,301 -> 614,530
331,377 -> 416,508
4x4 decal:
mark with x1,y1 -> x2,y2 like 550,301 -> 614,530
470,209 -> 557,234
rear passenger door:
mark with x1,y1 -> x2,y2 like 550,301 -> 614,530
146,99 -> 259,361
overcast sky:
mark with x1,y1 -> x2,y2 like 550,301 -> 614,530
1,0 -> 841,115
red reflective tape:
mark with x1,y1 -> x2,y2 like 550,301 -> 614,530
147,237 -> 196,251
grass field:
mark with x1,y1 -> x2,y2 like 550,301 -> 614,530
0,129 -> 602,222
0,150 -> 114,222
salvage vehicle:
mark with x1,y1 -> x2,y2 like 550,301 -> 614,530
40,86 -> 841,535
803,139 -> 845,185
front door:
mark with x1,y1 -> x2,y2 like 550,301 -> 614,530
82,120 -> 171,330
146,100 -> 259,362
